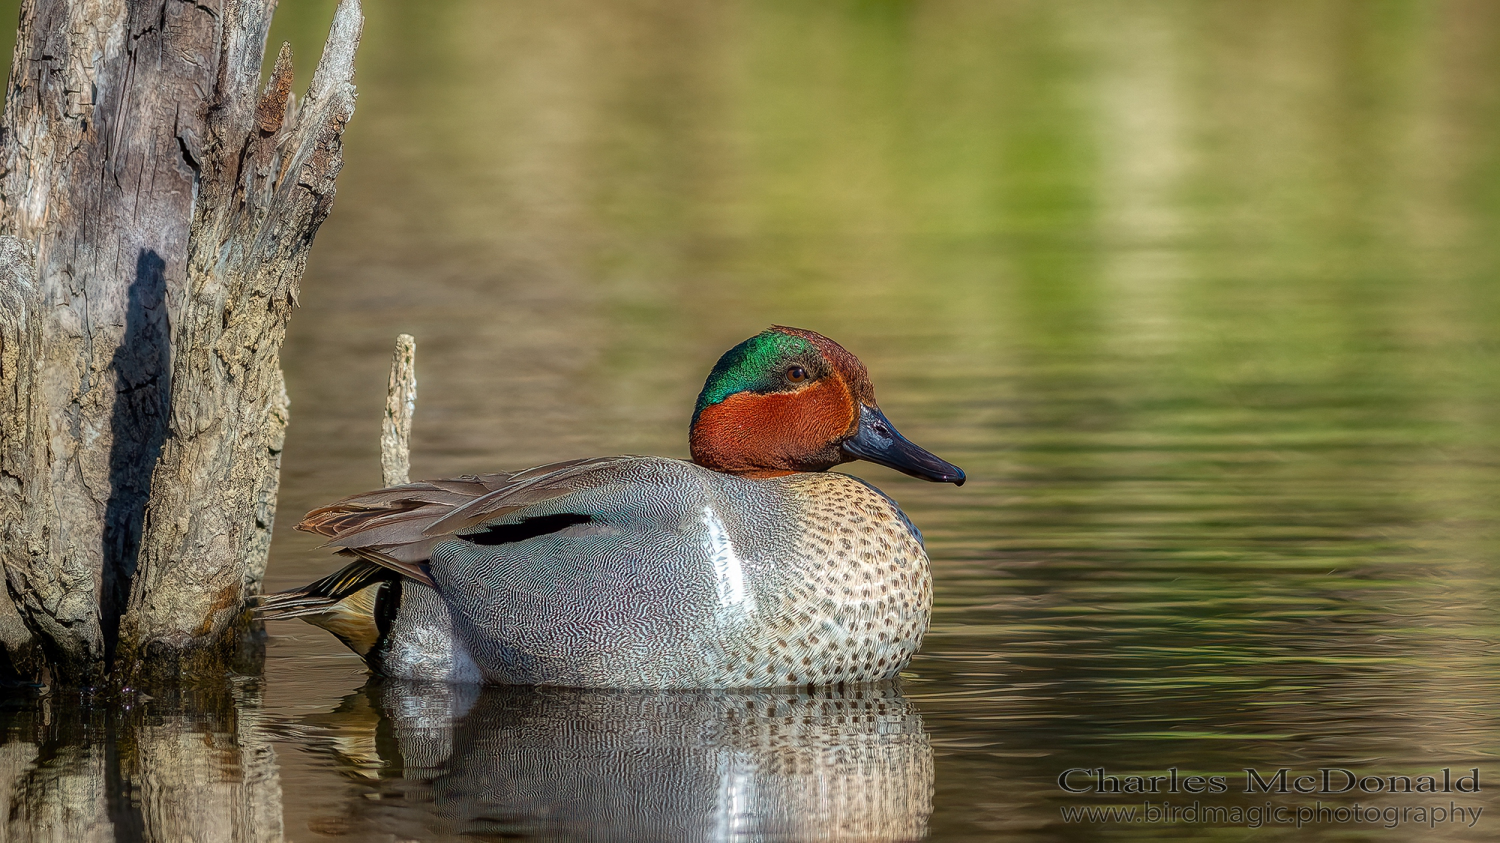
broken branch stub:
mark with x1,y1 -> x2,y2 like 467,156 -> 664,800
382,334 -> 418,488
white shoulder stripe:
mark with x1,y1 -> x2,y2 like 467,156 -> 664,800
701,505 -> 756,615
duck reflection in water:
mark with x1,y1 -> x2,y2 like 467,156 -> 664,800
299,679 -> 934,841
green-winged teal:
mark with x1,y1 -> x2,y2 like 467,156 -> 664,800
261,326 -> 964,687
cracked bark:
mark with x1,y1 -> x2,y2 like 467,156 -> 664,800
0,0 -> 362,685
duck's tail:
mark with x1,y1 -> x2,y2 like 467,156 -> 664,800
260,469 -> 572,663
259,476 -> 496,664
256,557 -> 404,662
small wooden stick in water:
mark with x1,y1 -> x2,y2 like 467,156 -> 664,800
381,334 -> 417,487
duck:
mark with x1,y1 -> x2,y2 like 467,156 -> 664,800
260,326 -> 964,688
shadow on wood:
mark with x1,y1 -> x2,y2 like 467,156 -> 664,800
102,250 -> 172,667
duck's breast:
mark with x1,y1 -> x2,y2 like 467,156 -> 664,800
726,471 -> 933,687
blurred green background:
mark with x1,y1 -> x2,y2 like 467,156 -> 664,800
271,3 -> 1500,839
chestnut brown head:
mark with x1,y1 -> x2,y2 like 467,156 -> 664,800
689,326 -> 965,484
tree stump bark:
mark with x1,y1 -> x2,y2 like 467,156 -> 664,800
0,238 -> 46,680
0,0 -> 363,685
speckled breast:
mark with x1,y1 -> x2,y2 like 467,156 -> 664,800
723,472 -> 933,688
381,459 -> 933,688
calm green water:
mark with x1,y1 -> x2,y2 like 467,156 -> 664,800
4,1 -> 1500,840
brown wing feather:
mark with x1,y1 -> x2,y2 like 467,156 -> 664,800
297,474 -> 513,539
292,459 -> 635,586
422,457 -> 633,535
342,547 -> 437,589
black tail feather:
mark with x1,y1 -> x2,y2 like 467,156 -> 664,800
256,557 -> 397,620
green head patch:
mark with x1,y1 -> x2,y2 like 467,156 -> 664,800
693,329 -> 818,421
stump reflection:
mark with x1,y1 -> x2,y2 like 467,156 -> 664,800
0,683 -> 282,843
302,681 -> 935,841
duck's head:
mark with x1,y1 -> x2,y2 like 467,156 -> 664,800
690,326 -> 965,485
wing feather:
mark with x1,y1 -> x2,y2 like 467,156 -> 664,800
422,457 -> 636,535
292,458 -> 643,586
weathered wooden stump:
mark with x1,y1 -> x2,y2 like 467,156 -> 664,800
0,0 -> 364,686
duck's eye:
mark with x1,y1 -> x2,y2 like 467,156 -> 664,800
787,366 -> 808,384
